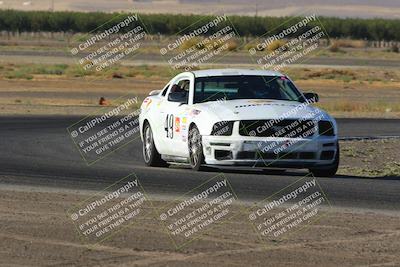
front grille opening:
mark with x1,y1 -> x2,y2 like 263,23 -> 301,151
237,151 -> 256,159
259,153 -> 276,160
210,142 -> 231,147
299,152 -> 315,159
320,151 -> 334,160
215,150 -> 233,160
239,119 -> 317,138
280,152 -> 297,159
323,142 -> 335,147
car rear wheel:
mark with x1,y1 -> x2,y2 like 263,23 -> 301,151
309,143 -> 339,177
143,122 -> 168,167
188,125 -> 206,171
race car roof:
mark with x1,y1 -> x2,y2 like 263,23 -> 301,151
191,68 -> 283,78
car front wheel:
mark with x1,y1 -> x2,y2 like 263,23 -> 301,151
142,122 -> 168,167
188,125 -> 206,171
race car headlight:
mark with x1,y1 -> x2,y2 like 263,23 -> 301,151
211,121 -> 234,136
318,121 -> 335,136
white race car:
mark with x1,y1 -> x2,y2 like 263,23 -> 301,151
139,69 -> 339,177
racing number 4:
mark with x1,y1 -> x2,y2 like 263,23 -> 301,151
165,114 -> 174,139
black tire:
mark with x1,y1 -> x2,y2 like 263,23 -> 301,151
309,143 -> 340,177
188,125 -> 206,171
142,122 -> 168,167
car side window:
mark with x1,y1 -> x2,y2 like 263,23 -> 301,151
161,83 -> 170,96
178,80 -> 190,92
168,78 -> 190,103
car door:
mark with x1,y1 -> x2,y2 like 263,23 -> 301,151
157,74 -> 193,157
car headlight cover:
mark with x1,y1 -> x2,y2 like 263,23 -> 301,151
318,120 -> 335,136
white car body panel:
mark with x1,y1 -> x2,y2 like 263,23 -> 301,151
139,69 -> 338,168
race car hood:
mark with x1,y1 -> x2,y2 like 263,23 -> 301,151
193,99 -> 331,122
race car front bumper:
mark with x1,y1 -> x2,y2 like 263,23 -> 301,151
201,135 -> 338,168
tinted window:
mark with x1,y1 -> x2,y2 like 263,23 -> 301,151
194,75 -> 303,103
161,83 -> 170,96
168,79 -> 190,104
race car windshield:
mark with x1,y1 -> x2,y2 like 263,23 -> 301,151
194,75 -> 304,103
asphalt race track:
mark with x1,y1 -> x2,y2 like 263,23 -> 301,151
0,116 -> 399,211
1,50 -> 400,69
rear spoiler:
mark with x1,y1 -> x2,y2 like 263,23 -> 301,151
148,90 -> 161,96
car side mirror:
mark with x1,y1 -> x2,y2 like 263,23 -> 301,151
168,91 -> 187,103
303,92 -> 319,103
148,89 -> 161,96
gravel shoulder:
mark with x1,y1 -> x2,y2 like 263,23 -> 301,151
339,139 -> 400,177
0,186 -> 399,267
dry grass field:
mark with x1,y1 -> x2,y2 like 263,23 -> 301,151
0,63 -> 398,118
